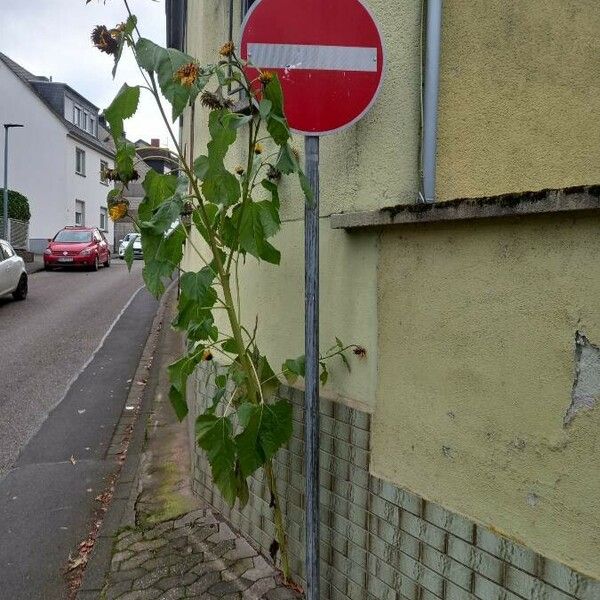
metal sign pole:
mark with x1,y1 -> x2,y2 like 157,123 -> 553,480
304,134 -> 320,600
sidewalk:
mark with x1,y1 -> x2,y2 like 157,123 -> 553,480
24,254 -> 44,274
77,285 -> 301,600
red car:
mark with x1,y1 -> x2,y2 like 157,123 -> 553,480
44,226 -> 111,271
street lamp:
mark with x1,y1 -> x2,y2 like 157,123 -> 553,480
3,123 -> 24,240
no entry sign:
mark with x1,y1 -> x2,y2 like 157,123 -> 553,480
240,0 -> 385,136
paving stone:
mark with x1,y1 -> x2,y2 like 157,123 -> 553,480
118,590 -> 162,600
112,550 -> 134,566
105,579 -> 133,600
120,551 -> 154,571
187,571 -> 222,595
156,587 -> 185,600
110,568 -> 147,583
132,565 -> 170,590
244,577 -> 278,599
129,539 -> 168,553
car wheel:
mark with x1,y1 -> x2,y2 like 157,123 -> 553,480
104,254 -> 110,268
12,274 -> 28,301
90,255 -> 99,271
44,264 -> 52,271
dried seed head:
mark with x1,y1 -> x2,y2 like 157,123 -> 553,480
174,62 -> 200,87
353,346 -> 367,358
91,25 -> 119,56
267,165 -> 281,181
291,146 -> 301,162
200,91 -> 233,110
219,41 -> 235,57
235,166 -> 245,176
104,168 -> 139,183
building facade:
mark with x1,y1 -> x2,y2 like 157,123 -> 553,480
0,53 -> 114,252
169,1 -> 600,598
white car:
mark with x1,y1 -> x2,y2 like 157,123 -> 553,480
118,233 -> 143,259
0,239 -> 27,300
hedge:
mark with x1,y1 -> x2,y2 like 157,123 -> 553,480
0,189 -> 31,222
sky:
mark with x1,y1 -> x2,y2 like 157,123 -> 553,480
0,0 -> 172,146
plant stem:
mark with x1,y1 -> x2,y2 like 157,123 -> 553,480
265,460 -> 291,582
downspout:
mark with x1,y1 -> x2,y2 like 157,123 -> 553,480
420,0 -> 443,203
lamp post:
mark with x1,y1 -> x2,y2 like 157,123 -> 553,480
3,123 -> 24,240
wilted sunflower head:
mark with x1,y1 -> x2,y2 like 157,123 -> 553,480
219,41 -> 235,57
291,146 -> 301,162
200,91 -> 233,110
174,62 -> 200,88
235,166 -> 245,176
259,71 -> 274,86
108,202 -> 128,222
104,168 -> 139,183
253,143 -> 264,155
353,346 -> 367,358
91,25 -> 119,56
202,349 -> 214,361
267,165 -> 281,181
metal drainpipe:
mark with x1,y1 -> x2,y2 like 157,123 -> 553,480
421,0 -> 443,203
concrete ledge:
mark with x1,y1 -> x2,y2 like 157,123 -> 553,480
330,184 -> 600,230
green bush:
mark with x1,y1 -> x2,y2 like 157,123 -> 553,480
0,189 -> 31,222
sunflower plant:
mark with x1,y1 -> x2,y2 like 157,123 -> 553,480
91,1 -> 364,582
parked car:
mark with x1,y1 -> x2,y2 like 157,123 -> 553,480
44,226 -> 111,271
118,233 -> 143,259
0,239 -> 28,300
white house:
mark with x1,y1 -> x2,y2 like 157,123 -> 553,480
0,53 -> 114,253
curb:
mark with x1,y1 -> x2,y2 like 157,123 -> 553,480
76,284 -> 175,598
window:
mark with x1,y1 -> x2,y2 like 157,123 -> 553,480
75,200 -> 85,226
89,116 -> 96,136
100,160 -> 109,184
75,148 -> 86,175
54,229 -> 91,243
82,112 -> 88,131
100,207 -> 108,231
73,105 -> 82,127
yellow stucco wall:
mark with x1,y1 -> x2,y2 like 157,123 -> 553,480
372,213 -> 600,578
437,0 -> 600,200
181,0 -> 423,407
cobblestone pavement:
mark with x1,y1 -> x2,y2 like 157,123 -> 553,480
104,508 -> 302,600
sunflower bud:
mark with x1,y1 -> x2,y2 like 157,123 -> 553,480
253,143 -> 264,155
202,349 -> 214,361
235,166 -> 245,176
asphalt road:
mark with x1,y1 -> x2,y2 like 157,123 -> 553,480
0,261 -> 159,599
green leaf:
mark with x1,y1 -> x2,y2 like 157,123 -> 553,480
264,76 -> 284,116
223,113 -> 252,130
168,351 -> 203,420
261,179 -> 280,208
142,170 -> 178,211
232,200 -> 280,264
104,84 -> 140,141
135,38 -> 210,119
187,316 -> 218,342
266,114 -> 289,146
193,155 -> 210,180
282,355 -> 305,384
215,374 -> 228,389
201,110 -> 241,206
257,355 -> 278,400
196,414 -> 237,505
235,406 -> 264,477
259,99 -> 272,120
320,362 -> 329,386
259,400 -> 293,460
221,338 -> 239,354
114,139 -> 137,181
275,144 -> 298,175
298,169 -> 314,203
235,467 -> 249,509
124,237 -> 135,270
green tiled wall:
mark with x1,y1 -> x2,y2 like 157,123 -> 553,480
189,365 -> 600,600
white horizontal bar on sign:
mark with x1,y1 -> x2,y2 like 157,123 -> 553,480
247,43 -> 378,72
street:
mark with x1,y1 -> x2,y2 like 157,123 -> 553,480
0,261 -> 158,599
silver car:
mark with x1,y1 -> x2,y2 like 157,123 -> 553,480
118,233 -> 143,259
0,239 -> 27,300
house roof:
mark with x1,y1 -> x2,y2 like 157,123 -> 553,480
0,52 -> 114,158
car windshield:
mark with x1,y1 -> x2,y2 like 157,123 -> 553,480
54,230 -> 92,243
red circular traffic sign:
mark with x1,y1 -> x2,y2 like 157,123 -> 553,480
240,0 -> 385,136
